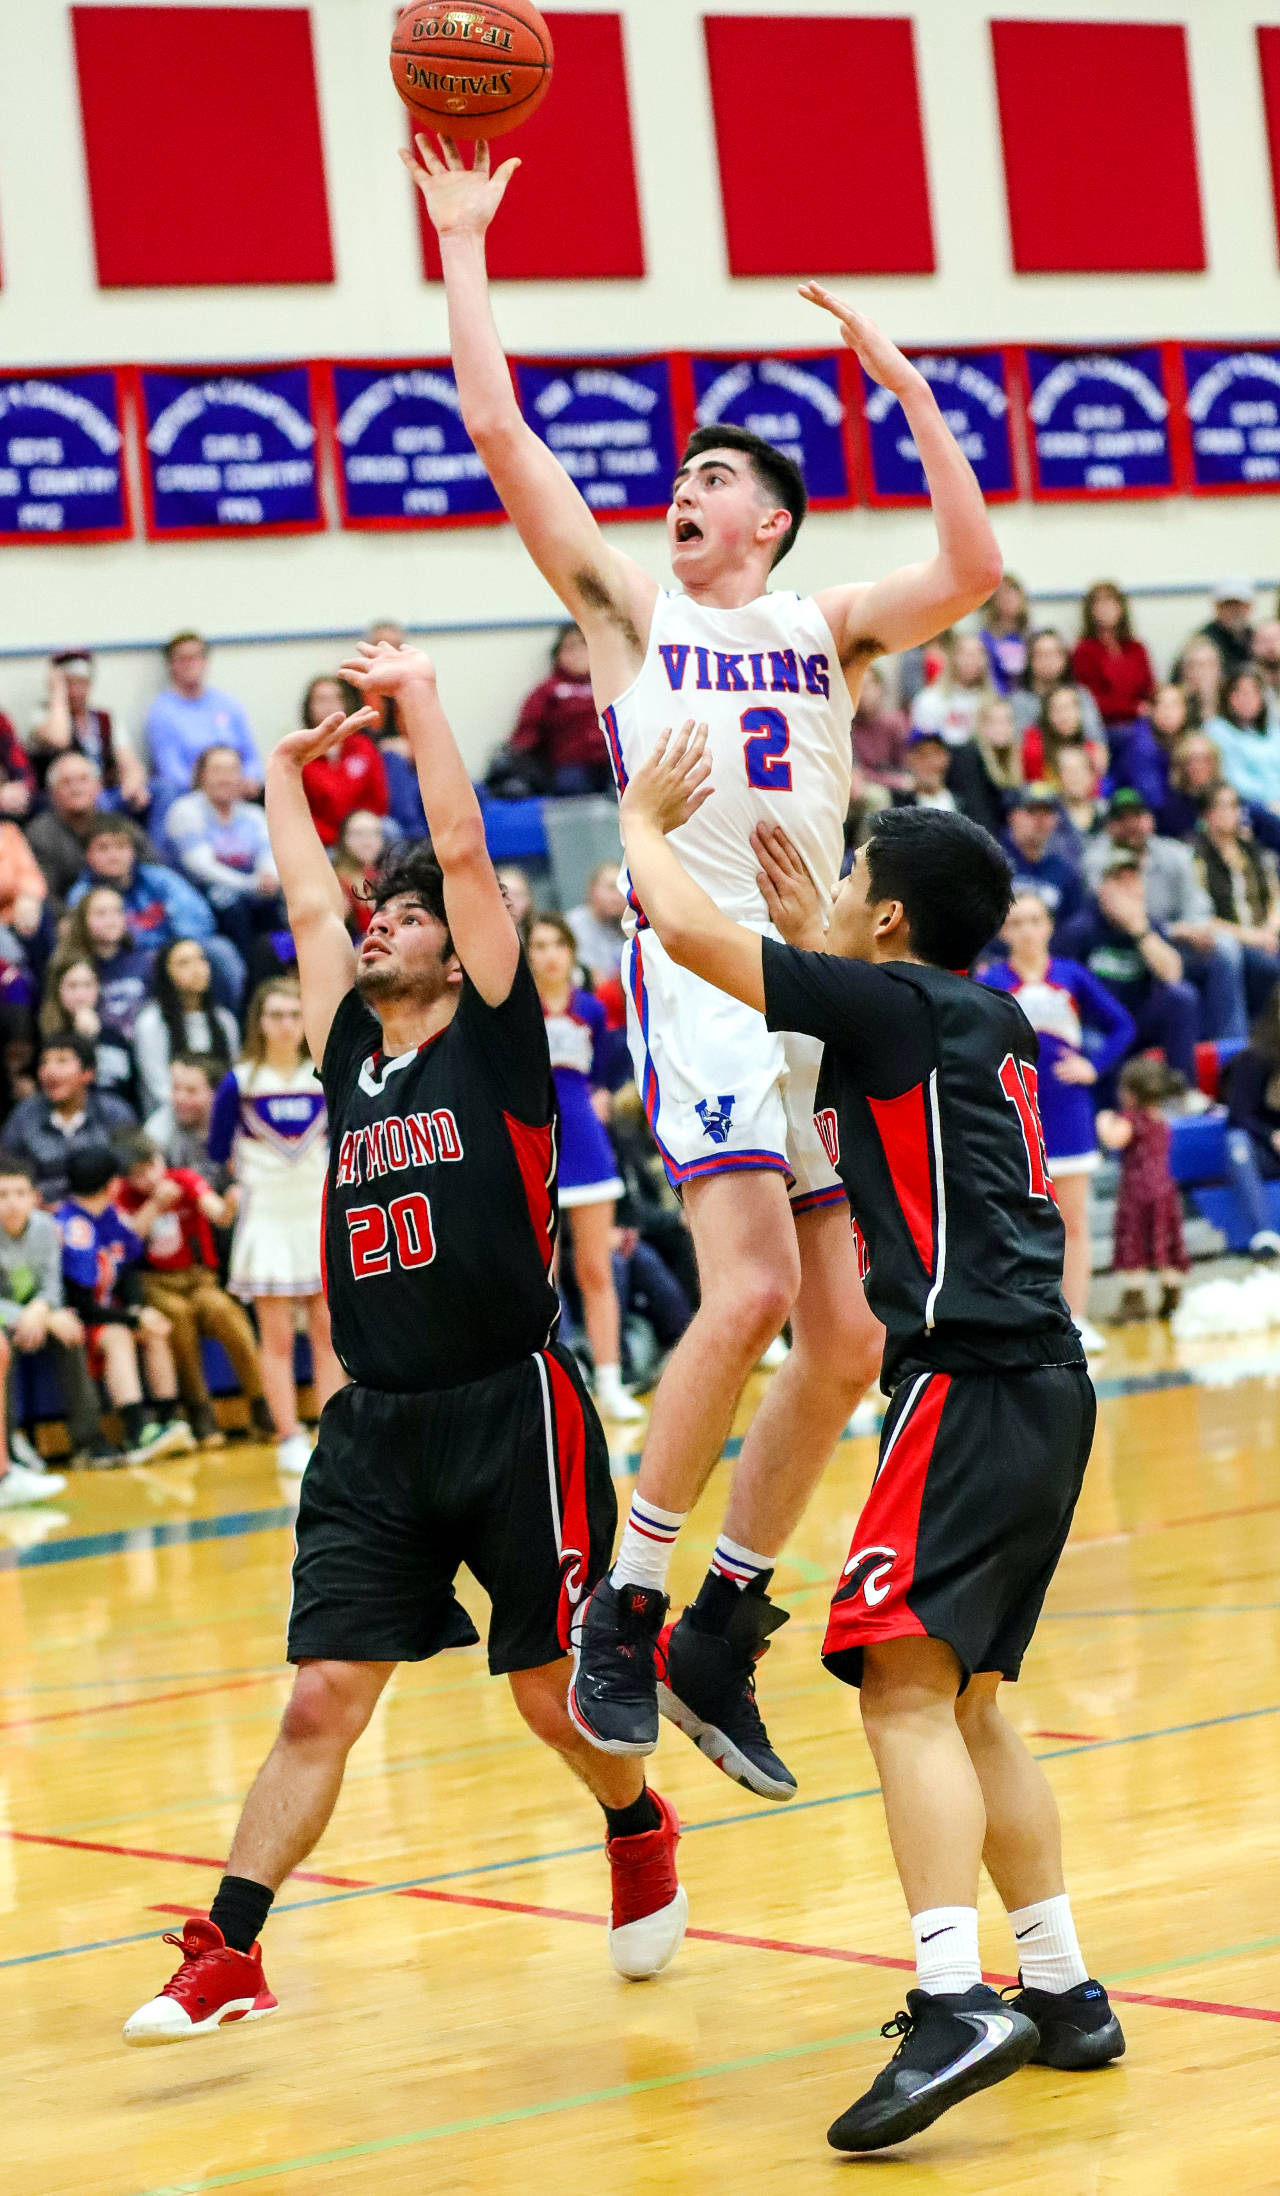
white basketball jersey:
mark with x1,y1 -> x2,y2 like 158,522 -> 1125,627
602,592 -> 853,925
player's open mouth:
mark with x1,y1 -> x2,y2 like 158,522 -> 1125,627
675,519 -> 702,544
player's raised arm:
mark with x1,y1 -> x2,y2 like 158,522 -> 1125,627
264,714 -> 363,1061
619,723 -> 767,1014
802,286 -> 1004,667
401,136 -> 657,664
339,642 -> 518,1007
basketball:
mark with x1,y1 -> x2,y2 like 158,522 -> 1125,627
390,3 -> 554,139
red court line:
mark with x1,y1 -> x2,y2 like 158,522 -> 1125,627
1028,1729 -> 1102,1742
1074,1497 -> 1280,1547
9,1830 -> 360,1890
0,1674 -> 281,1733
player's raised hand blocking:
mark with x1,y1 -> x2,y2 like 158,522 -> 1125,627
751,823 -> 826,950
798,283 -> 922,399
619,722 -> 714,839
338,639 -> 437,698
399,133 -> 520,238
271,707 -> 379,773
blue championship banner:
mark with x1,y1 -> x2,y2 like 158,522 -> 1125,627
1023,346 -> 1176,498
514,356 -> 677,518
690,354 -> 852,506
329,361 -> 503,527
860,349 -> 1016,504
1180,344 -> 1280,493
138,365 -> 323,537
0,368 -> 130,543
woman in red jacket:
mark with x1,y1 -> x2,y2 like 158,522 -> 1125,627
298,675 -> 388,846
1071,581 -> 1156,732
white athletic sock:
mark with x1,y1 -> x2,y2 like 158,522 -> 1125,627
1007,1893 -> 1088,1994
610,1496 -> 687,1594
911,1905 -> 983,1997
594,1362 -> 626,1397
709,1534 -> 773,1590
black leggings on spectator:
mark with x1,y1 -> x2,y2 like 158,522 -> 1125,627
7,1337 -> 101,1453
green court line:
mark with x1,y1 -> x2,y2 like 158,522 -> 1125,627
129,2025 -> 878,2195
1112,1930 -> 1280,1982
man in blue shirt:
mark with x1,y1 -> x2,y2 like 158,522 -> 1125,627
143,633 -> 262,816
1002,787 -> 1084,936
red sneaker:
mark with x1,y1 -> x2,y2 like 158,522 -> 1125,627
606,1788 -> 688,1979
122,1918 -> 278,2045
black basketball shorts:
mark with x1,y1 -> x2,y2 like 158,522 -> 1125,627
822,1363 -> 1096,1690
287,1343 -> 618,1674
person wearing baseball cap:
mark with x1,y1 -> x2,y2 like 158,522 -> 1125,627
1001,785 -> 1084,930
1200,577 -> 1255,677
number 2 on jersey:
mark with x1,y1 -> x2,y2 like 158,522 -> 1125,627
347,1194 -> 437,1280
998,1054 -> 1055,1203
742,706 -> 792,791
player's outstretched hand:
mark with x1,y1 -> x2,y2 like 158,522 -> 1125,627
752,822 -> 826,949
399,133 -> 520,238
338,640 -> 437,698
620,721 -> 713,838
798,283 -> 922,398
271,707 -> 380,773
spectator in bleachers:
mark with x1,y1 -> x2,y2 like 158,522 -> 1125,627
25,754 -> 150,909
1192,782 -> 1280,1013
0,1154 -> 100,1474
144,633 -> 261,812
1205,667 -> 1280,812
909,629 -> 996,745
144,1053 -> 227,1187
979,574 -> 1029,692
27,653 -> 150,813
2,1033 -> 136,1204
1178,633 -> 1225,728
567,861 -> 627,987
1058,853 -> 1197,1080
1022,683 -> 1107,787
1251,617 -> 1280,721
116,1134 -> 271,1448
1002,786 -> 1085,930
1071,581 -> 1155,732
55,1139 -> 190,1461
299,677 -> 388,847
501,624 -> 612,797
132,940 -> 238,1117
1158,731 -> 1223,842
1082,789 -> 1247,1041
1199,577 -> 1255,677
893,728 -> 958,813
1013,627 -> 1106,748
495,863 -> 534,947
66,818 -> 244,1008
0,818 -> 47,944
948,696 -> 1022,837
165,744 -> 283,963
1051,745 -> 1105,863
332,810 -> 390,937
1224,991 -> 1280,1257
39,957 -> 138,1110
1114,682 -> 1189,813
54,887 -> 155,1048
0,704 -> 36,821
850,663 -> 910,792
608,1084 -> 699,1311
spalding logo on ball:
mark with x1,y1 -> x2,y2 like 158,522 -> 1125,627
390,3 -> 554,139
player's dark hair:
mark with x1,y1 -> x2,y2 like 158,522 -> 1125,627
863,808 -> 1014,972
680,425 -> 808,567
66,1139 -> 119,1197
367,840 -> 449,934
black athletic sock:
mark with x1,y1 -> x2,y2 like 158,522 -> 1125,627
120,1400 -> 147,1445
209,1873 -> 275,1953
603,1788 -> 662,1841
690,1567 -> 774,1635
151,1395 -> 180,1422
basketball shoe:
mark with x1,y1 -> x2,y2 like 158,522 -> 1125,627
656,1574 -> 796,1801
1003,1977 -> 1125,2068
606,1790 -> 688,1979
827,1985 -> 1039,2152
122,1919 -> 277,2045
569,1578 -> 668,1753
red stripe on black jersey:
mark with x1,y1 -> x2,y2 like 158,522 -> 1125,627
504,1112 -> 558,1277
822,1372 -> 949,1664
866,1082 -> 936,1276
540,1347 -> 592,1650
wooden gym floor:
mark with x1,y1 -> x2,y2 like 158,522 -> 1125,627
4,1322 -> 1280,2196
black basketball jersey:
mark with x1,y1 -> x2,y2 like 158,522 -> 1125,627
319,956 -> 561,1392
762,943 -> 1083,1387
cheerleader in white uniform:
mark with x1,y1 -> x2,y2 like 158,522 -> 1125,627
208,976 -> 345,1474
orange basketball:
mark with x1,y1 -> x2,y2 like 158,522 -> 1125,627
390,3 -> 554,140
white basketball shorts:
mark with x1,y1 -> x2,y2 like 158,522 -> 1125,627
624,930 -> 845,1212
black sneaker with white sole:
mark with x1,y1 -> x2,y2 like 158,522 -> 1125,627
657,1574 -> 796,1801
568,1578 -> 668,1754
1003,1977 -> 1125,2069
827,1985 -> 1039,2153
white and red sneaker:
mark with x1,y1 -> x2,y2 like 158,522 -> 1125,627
606,1789 -> 689,1979
122,1918 -> 278,2045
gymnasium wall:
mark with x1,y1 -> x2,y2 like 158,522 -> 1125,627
2,0 -> 1280,769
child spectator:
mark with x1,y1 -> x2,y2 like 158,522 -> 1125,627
209,978 -> 343,1476
979,573 -> 1030,691
909,630 -> 996,745
1098,1058 -> 1190,1321
567,862 -> 627,987
0,1156 -> 94,1495
1072,581 -> 1155,731
144,632 -> 261,812
67,819 -> 244,1009
299,677 -> 387,846
27,651 -> 150,811
116,1135 -> 272,1448
1206,668 -> 1280,812
1177,634 -> 1224,729
2,1033 -> 136,1203
132,939 -> 238,1117
144,1053 -> 227,1185
849,663 -> 910,791
55,1140 -> 192,1461
1224,991 -> 1280,1258
165,743 -> 283,962
39,956 -> 138,1109
1022,685 -> 1107,787
504,624 -> 611,796
529,915 -> 642,1423
1013,627 -> 1106,747
332,810 -> 391,937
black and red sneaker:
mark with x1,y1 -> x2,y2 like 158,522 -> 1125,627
122,1918 -> 277,2045
568,1577 -> 668,1754
657,1574 -> 796,1801
606,1789 -> 688,1978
